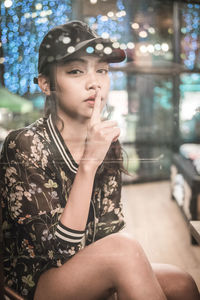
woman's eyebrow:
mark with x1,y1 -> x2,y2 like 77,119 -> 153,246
64,58 -> 87,65
61,58 -> 109,68
65,58 -> 108,64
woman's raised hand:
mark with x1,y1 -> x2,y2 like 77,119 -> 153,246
81,88 -> 120,170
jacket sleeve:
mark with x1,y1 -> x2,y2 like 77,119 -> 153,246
0,129 -> 85,266
94,168 -> 126,241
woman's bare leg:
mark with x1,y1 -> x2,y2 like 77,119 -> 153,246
34,233 -> 167,300
152,263 -> 200,300
105,263 -> 200,300
105,264 -> 200,300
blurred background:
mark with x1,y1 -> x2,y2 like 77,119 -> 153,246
1,0 -> 200,289
0,0 -> 200,183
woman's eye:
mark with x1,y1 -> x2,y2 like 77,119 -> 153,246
97,69 -> 109,74
68,69 -> 83,75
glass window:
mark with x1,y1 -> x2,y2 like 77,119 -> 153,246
180,3 -> 200,70
180,73 -> 200,143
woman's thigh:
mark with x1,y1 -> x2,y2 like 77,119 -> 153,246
34,233 -> 128,300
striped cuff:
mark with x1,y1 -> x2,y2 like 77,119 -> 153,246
55,221 -> 85,243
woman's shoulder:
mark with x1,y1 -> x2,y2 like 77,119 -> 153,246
4,117 -> 49,147
1,117 -> 52,168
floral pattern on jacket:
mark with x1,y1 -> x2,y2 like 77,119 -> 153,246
0,116 -> 125,299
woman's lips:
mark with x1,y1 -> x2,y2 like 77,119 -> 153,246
84,96 -> 96,105
85,99 -> 95,106
85,96 -> 95,101
84,94 -> 102,105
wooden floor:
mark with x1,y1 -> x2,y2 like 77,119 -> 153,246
121,180 -> 200,290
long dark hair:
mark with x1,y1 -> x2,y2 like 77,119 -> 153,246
41,62 -> 128,174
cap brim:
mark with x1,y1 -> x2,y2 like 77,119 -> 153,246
58,37 -> 126,64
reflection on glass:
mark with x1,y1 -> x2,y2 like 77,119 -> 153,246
180,73 -> 200,143
107,71 -> 174,181
1,0 -> 200,182
181,3 -> 200,70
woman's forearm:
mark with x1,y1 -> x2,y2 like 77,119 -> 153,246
59,89 -> 119,232
59,162 -> 98,231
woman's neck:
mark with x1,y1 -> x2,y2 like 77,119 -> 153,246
56,114 -> 89,164
57,113 -> 87,139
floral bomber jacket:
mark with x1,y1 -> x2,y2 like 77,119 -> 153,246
0,115 -> 125,299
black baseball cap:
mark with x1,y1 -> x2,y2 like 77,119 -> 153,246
34,20 -> 126,83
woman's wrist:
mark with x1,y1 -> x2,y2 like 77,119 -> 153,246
78,159 -> 99,175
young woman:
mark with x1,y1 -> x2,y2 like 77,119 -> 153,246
1,20 -> 199,300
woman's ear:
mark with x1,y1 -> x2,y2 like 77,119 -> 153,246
38,75 -> 51,95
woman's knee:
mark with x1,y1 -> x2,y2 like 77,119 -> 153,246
168,270 -> 200,299
176,270 -> 199,295
153,263 -> 200,298
98,232 -> 144,259
95,232 -> 149,274
104,232 -> 142,249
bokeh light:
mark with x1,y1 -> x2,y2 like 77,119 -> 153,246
1,0 -> 72,95
181,3 -> 200,70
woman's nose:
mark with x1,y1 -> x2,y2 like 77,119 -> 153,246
85,73 -> 100,90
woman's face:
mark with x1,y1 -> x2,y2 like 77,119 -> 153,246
53,55 -> 110,122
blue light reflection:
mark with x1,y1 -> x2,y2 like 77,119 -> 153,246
1,0 -> 72,95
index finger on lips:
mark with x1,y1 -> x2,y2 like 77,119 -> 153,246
90,88 -> 101,126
